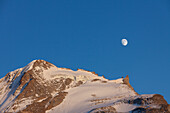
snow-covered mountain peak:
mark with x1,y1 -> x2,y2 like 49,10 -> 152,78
19,60 -> 106,83
0,60 -> 169,113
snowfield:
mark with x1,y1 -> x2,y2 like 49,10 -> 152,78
46,80 -> 137,113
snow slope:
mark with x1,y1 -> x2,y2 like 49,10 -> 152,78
46,80 -> 137,113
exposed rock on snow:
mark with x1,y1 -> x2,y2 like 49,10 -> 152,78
123,75 -> 138,95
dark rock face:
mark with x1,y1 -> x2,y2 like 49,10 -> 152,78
20,92 -> 68,113
0,60 -> 77,113
46,92 -> 68,110
129,94 -> 170,113
33,60 -> 54,70
15,75 -> 71,113
90,106 -> 116,113
20,96 -> 51,113
132,105 -> 170,113
127,94 -> 168,106
132,107 -> 146,113
133,98 -> 145,105
149,94 -> 168,105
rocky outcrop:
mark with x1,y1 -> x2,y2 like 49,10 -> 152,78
149,94 -> 168,105
90,106 -> 116,113
128,94 -> 170,113
132,105 -> 170,113
123,75 -> 138,95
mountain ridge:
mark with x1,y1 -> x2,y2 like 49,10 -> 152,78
0,60 -> 169,113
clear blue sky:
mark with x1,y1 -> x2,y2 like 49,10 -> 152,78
0,0 -> 170,103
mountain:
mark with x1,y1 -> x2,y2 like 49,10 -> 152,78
0,60 -> 169,113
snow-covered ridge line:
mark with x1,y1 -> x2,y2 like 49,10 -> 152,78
7,60 -> 109,81
2,60 -> 125,84
6,60 -> 123,85
41,66 -> 107,81
10,60 -> 100,77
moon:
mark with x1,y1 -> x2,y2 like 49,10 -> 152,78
121,39 -> 128,46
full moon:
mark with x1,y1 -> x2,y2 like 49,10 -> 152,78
121,39 -> 128,46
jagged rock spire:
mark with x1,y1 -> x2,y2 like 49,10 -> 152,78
123,75 -> 138,95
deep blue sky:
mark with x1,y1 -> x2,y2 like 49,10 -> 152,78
0,0 -> 170,103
